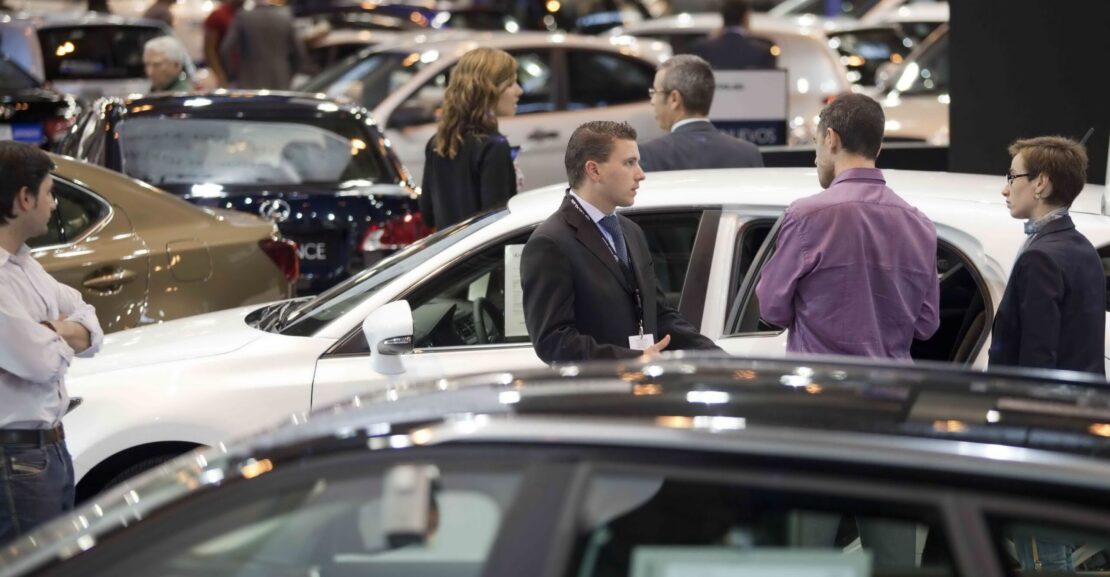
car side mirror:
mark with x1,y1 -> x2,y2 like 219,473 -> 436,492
362,300 -> 414,375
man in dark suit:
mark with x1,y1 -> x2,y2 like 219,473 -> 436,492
691,0 -> 776,71
520,121 -> 719,364
639,54 -> 763,172
990,136 -> 1106,378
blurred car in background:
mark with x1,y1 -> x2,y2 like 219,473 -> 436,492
7,357 -> 1110,576
878,23 -> 948,144
611,14 -> 851,144
57,91 -> 425,293
0,54 -> 81,148
301,31 -> 670,188
0,11 -> 172,98
103,0 -> 212,63
824,24 -> 911,86
32,154 -> 297,333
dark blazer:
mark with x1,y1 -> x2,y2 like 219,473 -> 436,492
690,30 -> 776,70
521,195 -> 719,363
420,132 -> 517,230
639,121 -> 764,172
988,215 -> 1106,376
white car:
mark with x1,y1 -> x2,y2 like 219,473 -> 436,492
64,167 -> 1110,500
879,23 -> 948,145
610,13 -> 852,144
300,31 -> 670,188
0,11 -> 171,98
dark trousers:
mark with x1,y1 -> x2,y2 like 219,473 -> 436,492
0,441 -> 75,543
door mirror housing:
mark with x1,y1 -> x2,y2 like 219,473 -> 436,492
362,300 -> 415,375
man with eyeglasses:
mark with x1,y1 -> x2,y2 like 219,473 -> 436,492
991,136 -> 1104,377
639,55 -> 763,172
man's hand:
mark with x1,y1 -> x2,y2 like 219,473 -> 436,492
639,334 -> 671,361
49,318 -> 92,353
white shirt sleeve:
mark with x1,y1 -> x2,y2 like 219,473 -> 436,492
55,280 -> 104,358
0,307 -> 74,385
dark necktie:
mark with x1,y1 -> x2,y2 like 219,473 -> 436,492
598,215 -> 629,266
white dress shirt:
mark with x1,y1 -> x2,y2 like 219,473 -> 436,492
569,190 -> 620,254
0,244 -> 103,429
670,118 -> 711,133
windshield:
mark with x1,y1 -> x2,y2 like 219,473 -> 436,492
0,59 -> 39,92
280,209 -> 508,336
302,51 -> 427,110
827,27 -> 911,86
893,28 -> 948,95
38,25 -> 165,80
115,117 -> 389,186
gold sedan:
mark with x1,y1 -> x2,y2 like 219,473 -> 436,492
30,154 -> 298,333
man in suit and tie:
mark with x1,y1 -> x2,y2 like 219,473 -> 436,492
691,0 -> 776,71
521,121 -> 719,363
639,55 -> 764,172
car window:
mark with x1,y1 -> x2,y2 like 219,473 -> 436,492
826,27 -> 912,86
0,58 -> 38,91
309,51 -> 428,110
38,25 -> 165,81
988,516 -> 1110,574
67,458 -> 524,577
571,469 -> 955,577
115,117 -> 389,186
566,50 -> 653,110
894,29 -> 948,95
388,49 -> 555,129
27,177 -> 109,249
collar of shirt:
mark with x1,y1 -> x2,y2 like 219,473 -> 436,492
569,190 -> 612,221
828,167 -> 885,188
671,118 -> 711,133
0,243 -> 31,268
723,26 -> 747,35
1024,206 -> 1069,236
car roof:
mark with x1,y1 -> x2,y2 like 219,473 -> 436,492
863,1 -> 949,24
364,30 -> 671,62
616,12 -> 834,38
0,11 -> 168,29
108,90 -> 374,120
509,167 -> 1109,218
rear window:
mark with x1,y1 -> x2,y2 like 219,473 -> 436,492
116,116 -> 390,187
0,59 -> 38,91
39,25 -> 166,81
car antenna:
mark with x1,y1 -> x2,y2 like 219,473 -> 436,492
1079,127 -> 1095,146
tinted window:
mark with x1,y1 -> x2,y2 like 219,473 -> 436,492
567,50 -> 653,109
573,470 -> 954,577
28,178 -> 108,249
115,117 -> 389,186
307,51 -> 427,110
38,25 -> 165,80
989,517 -> 1110,574
0,58 -> 38,92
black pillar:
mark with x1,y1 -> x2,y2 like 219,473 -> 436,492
949,0 -> 1110,185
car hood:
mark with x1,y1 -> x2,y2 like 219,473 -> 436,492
69,302 -> 274,378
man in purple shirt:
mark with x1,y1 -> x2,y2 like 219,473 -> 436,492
756,93 -> 940,359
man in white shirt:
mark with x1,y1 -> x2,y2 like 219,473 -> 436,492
638,54 -> 764,172
0,142 -> 103,542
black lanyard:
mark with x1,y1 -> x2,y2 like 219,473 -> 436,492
566,192 -> 645,336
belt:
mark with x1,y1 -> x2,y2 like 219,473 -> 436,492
0,425 -> 64,445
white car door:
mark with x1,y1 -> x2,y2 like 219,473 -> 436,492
311,209 -> 715,408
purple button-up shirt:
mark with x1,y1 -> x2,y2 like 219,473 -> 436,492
755,168 -> 940,359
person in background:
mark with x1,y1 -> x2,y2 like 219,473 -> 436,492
204,0 -> 245,88
639,54 -> 763,172
0,142 -> 103,543
691,0 -> 776,70
220,0 -> 306,90
143,36 -> 193,93
419,47 -> 523,231
990,136 -> 1105,378
142,0 -> 174,27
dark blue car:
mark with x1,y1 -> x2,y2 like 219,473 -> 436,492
57,92 -> 427,293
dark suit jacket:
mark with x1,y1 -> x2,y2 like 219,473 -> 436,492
690,30 -> 776,70
639,121 -> 764,172
521,195 -> 719,363
420,132 -> 517,230
988,215 -> 1106,376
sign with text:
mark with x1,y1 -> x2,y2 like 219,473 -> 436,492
708,69 -> 790,146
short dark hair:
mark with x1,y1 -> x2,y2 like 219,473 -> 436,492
721,0 -> 751,27
565,121 -> 637,187
817,93 -> 884,159
1008,136 -> 1088,207
0,141 -> 55,225
658,55 -> 715,116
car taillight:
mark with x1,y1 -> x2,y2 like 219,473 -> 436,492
361,212 -> 430,252
259,238 -> 300,283
45,117 -> 75,143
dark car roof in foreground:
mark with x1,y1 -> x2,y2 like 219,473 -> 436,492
4,355 -> 1110,574
109,90 -> 375,120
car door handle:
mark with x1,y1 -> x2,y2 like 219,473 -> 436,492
82,268 -> 137,291
527,129 -> 560,141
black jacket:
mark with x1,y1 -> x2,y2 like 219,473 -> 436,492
988,215 -> 1106,376
521,195 -> 720,363
420,132 -> 517,230
639,121 -> 764,172
690,30 -> 776,70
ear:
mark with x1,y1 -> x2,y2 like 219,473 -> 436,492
824,128 -> 841,153
1034,173 -> 1052,198
585,159 -> 602,182
668,89 -> 683,110
14,185 -> 35,213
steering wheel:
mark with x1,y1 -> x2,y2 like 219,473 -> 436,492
472,297 -> 504,344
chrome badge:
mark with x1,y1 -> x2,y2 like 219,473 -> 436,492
259,199 -> 292,223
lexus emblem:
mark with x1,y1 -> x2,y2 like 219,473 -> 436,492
259,199 -> 291,223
